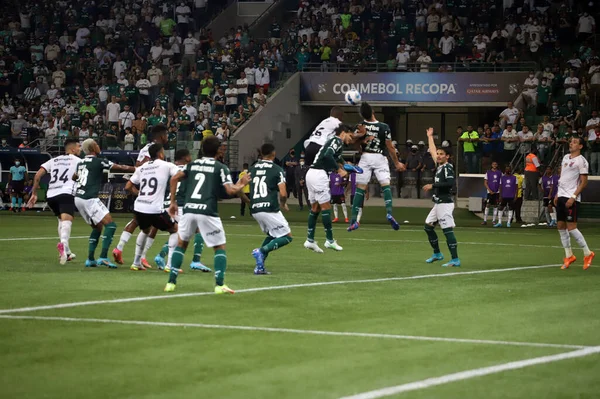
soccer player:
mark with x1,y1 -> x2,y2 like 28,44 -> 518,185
74,139 -> 135,267
9,158 -> 28,212
348,102 -> 406,231
304,107 -> 344,167
125,144 -> 180,271
482,161 -> 502,225
250,143 -> 293,275
304,124 -> 355,253
238,163 -> 250,216
113,125 -> 169,266
494,166 -> 517,228
555,137 -> 594,270
28,139 -> 81,264
164,136 -> 250,293
422,127 -> 460,267
540,166 -> 558,227
330,171 -> 348,222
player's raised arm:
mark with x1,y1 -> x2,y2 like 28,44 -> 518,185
109,163 -> 136,173
427,127 -> 437,162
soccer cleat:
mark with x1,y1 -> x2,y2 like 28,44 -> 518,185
164,266 -> 184,274
130,264 -> 146,271
252,248 -> 265,268
141,258 -> 152,269
85,259 -> 97,268
507,222 -> 511,228
332,217 -> 339,223
304,240 -> 324,253
324,240 -> 343,251
97,258 -> 117,268
387,214 -> 400,230
254,267 -> 271,275
190,261 -> 211,272
112,248 -> 124,265
493,222 -> 502,228
57,243 -> 67,265
21,207 -> 26,212
67,253 -> 76,262
442,258 -> 461,267
426,253 -> 444,263
481,221 -> 487,225
164,283 -> 176,292
561,255 -> 577,270
345,218 -> 349,223
215,284 -> 235,294
154,255 -> 166,270
347,221 -> 360,232
583,252 -> 595,270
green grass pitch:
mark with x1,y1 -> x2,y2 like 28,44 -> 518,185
1,204 -> 600,399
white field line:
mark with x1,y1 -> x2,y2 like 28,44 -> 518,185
0,264 -> 557,314
0,314 -> 587,350
338,346 -> 600,399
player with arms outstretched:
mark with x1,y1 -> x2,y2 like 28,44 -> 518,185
164,136 -> 250,293
348,102 -> 406,231
28,139 -> 81,264
74,139 -> 135,267
422,127 -> 460,267
555,137 -> 594,270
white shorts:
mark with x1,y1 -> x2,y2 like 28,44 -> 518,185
75,197 -> 110,226
306,168 -> 330,204
252,211 -> 291,238
179,213 -> 226,248
356,153 -> 391,186
425,203 -> 456,229
193,141 -> 202,150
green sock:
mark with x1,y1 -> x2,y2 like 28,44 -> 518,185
88,229 -> 102,260
382,185 -> 393,215
260,236 -> 274,260
261,235 -> 292,255
443,228 -> 459,259
322,209 -> 334,242
159,242 -> 169,258
168,246 -> 186,284
425,224 -> 440,253
192,233 -> 204,262
351,188 -> 365,222
100,222 -> 117,258
307,211 -> 319,241
214,249 -> 227,286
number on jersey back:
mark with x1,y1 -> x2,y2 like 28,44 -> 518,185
76,156 -> 114,199
182,158 -> 232,216
41,154 -> 80,198
129,159 -> 180,214
249,160 -> 286,214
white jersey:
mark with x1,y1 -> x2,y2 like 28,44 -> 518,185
137,143 -> 155,163
305,116 -> 341,147
41,154 -> 80,198
130,159 -> 179,214
557,154 -> 589,201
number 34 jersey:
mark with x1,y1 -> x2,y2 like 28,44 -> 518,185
41,154 -> 81,199
130,159 -> 180,214
249,160 -> 286,214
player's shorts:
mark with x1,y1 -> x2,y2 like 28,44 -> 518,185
306,168 -> 330,205
134,211 -> 176,232
425,202 -> 456,229
179,213 -> 226,247
47,194 -> 75,217
303,142 -> 322,167
331,194 -> 345,204
556,196 -> 580,223
356,153 -> 391,186
252,211 -> 291,238
499,197 -> 515,210
10,180 -> 24,194
486,193 -> 499,206
75,197 -> 110,226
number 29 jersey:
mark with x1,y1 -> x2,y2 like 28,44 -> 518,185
249,160 -> 286,214
41,154 -> 81,198
129,159 -> 180,214
182,157 -> 233,217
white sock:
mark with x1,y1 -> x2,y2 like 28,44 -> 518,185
551,209 -> 557,222
142,237 -> 155,260
166,233 -> 179,268
569,229 -> 592,256
483,207 -> 489,222
508,210 -> 514,223
333,204 -> 338,219
61,220 -> 72,254
357,208 -> 363,223
493,208 -> 498,223
57,219 -> 63,240
559,229 -> 573,257
117,231 -> 132,251
134,232 -> 147,265
496,209 -> 503,224
341,203 -> 348,219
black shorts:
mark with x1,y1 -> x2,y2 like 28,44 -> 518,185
10,180 -> 24,194
331,194 -> 345,204
134,211 -> 176,232
486,193 -> 499,206
543,198 -> 553,207
304,142 -> 322,168
47,194 -> 76,217
556,197 -> 580,223
500,198 -> 514,210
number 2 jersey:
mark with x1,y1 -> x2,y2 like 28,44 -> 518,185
249,160 -> 286,214
362,120 -> 392,155
41,154 -> 81,198
76,156 -> 114,199
129,159 -> 179,214
181,157 -> 233,217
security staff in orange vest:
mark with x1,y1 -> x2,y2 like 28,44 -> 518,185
524,148 -> 541,200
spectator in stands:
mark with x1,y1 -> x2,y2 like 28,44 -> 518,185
520,71 -> 539,109
536,77 -> 552,116
577,11 -> 596,43
589,126 -> 600,176
501,123 -> 519,166
517,125 -> 534,156
499,102 -> 520,129
255,60 -> 270,94
253,87 -> 267,109
534,123 -> 552,165
459,125 -> 479,173
564,69 -> 580,103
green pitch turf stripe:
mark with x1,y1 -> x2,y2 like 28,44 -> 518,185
339,346 -> 600,399
0,315 -> 587,350
0,264 -> 558,314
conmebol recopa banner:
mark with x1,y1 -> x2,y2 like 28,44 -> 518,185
300,72 -> 528,102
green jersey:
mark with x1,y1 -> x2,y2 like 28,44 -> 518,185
362,120 -> 391,154
432,162 -> 455,204
182,157 -> 233,216
164,164 -> 187,208
157,94 -> 170,110
75,156 -> 113,199
193,124 -> 204,141
311,136 -> 344,172
249,160 -> 286,214
167,131 -> 177,149
177,114 -> 191,131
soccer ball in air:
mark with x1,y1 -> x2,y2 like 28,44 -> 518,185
344,89 -> 362,105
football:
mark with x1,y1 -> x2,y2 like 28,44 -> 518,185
344,89 -> 361,105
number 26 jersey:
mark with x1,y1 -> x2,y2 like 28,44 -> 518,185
41,154 -> 81,198
129,159 -> 179,214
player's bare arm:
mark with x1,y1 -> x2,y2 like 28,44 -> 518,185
386,139 -> 405,171
27,168 -> 47,208
124,180 -> 139,196
426,127 -> 436,161
278,182 -> 289,211
566,174 -> 588,209
224,173 -> 251,196
110,164 -> 136,173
